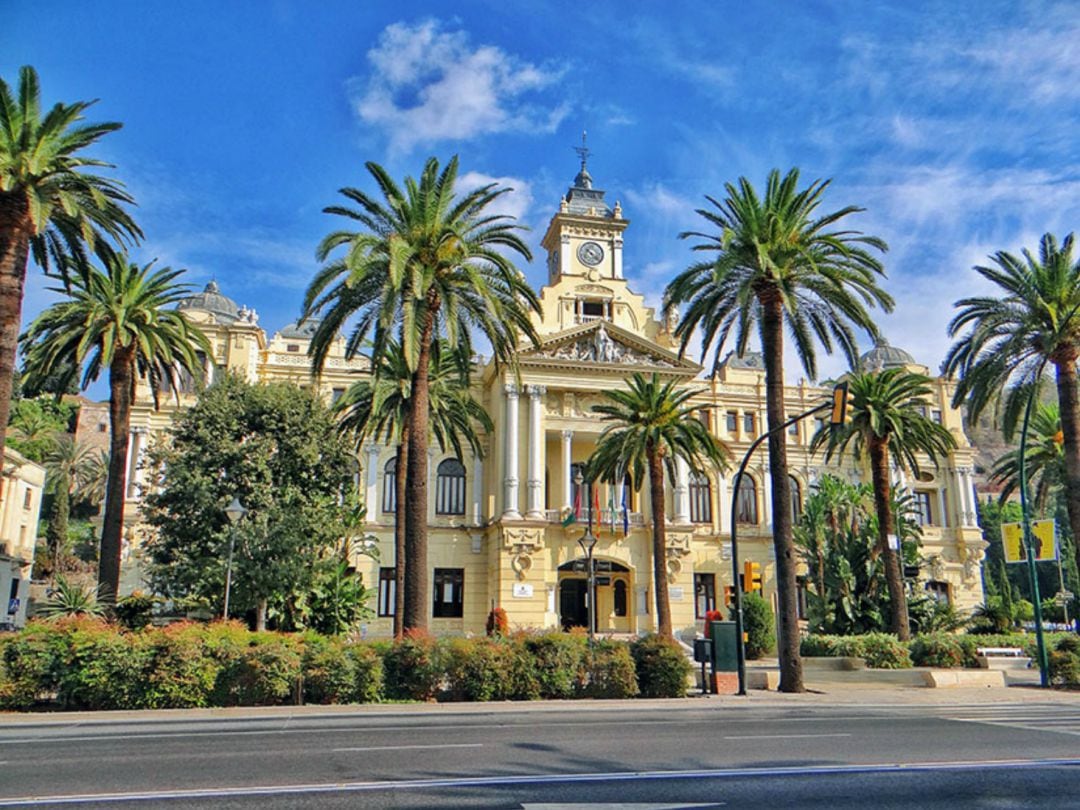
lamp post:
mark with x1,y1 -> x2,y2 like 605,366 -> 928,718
223,496 -> 247,619
575,469 -> 598,641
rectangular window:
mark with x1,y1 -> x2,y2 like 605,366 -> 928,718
377,567 -> 396,617
433,568 -> 464,618
915,404 -> 928,418
914,491 -> 933,526
286,344 -> 300,353
795,575 -> 808,620
743,413 -> 756,435
931,409 -> 943,424
726,411 -> 738,433
787,422 -> 799,439
689,475 -> 712,524
331,387 -> 346,405
22,489 -> 31,510
694,573 -> 716,618
926,580 -> 951,604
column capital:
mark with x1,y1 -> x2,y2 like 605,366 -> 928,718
505,383 -> 519,397
561,428 -> 574,441
527,384 -> 547,397
363,442 -> 380,457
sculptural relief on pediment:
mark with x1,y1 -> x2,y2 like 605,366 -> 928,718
533,323 -> 676,367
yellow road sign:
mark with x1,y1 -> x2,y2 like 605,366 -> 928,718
1001,520 -> 1057,563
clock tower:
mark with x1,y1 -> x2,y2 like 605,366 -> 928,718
539,135 -> 628,285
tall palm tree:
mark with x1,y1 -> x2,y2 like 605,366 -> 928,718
812,368 -> 955,639
586,373 -> 727,637
990,402 -> 1063,515
336,338 -> 492,637
20,256 -> 209,603
945,233 -> 1080,580
0,66 -> 140,476
664,168 -> 891,691
304,156 -> 539,631
43,433 -> 96,571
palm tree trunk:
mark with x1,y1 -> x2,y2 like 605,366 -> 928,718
1053,357 -> 1080,584
393,439 -> 408,638
403,311 -> 437,632
647,446 -> 672,637
0,191 -> 32,499
99,348 -> 135,605
869,439 -> 910,640
758,291 -> 803,692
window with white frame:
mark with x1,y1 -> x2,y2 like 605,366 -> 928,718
736,475 -> 758,524
689,471 -> 712,524
433,568 -> 464,618
435,458 -> 467,515
382,456 -> 397,514
377,567 -> 396,617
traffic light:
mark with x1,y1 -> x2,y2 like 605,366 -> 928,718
830,382 -> 850,427
743,561 -> 762,593
723,585 -> 736,607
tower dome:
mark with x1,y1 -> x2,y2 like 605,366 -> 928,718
177,281 -> 241,324
859,336 -> 916,372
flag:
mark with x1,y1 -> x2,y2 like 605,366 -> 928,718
591,485 -> 600,532
609,485 -> 617,534
562,484 -> 581,527
621,483 -> 629,536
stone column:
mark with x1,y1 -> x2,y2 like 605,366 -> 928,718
613,237 -> 624,279
472,454 -> 483,525
937,488 -> 948,528
503,385 -> 521,519
674,456 -> 691,524
715,475 -> 728,529
561,429 -> 574,512
761,464 -> 773,527
960,468 -> 975,527
364,444 -> 380,517
526,385 -> 547,519
125,429 -> 144,499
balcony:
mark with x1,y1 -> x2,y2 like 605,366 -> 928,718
544,508 -> 645,527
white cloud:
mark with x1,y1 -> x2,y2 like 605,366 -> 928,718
458,171 -> 533,223
352,20 -> 568,151
623,183 -> 696,220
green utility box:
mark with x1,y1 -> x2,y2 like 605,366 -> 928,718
708,621 -> 738,672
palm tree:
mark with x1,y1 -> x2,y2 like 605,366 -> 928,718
20,256 -> 209,603
43,434 -> 96,572
336,338 -> 492,637
990,402 -> 1064,514
0,66 -> 140,476
945,233 -> 1080,581
664,168 -> 891,690
304,156 -> 539,631
586,373 -> 727,638
813,368 -> 956,640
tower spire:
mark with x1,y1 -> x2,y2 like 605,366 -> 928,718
572,130 -> 593,189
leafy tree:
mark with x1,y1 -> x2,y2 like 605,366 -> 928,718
335,338 -> 491,637
21,256 -> 210,603
990,402 -> 1064,514
586,372 -> 727,637
142,376 -> 360,631
0,66 -> 140,483
304,156 -> 539,631
7,395 -> 78,462
43,434 -> 96,574
813,368 -> 956,640
665,168 -> 891,690
945,232 -> 1080,590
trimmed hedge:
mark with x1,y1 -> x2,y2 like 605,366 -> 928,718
0,621 -> 685,710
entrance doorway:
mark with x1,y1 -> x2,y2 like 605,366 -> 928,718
557,559 -> 632,633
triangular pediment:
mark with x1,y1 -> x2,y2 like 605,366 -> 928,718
520,320 -> 700,375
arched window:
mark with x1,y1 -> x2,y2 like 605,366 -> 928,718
382,456 -> 397,514
436,458 -> 467,515
789,476 -> 802,523
736,475 -> 758,524
689,471 -> 712,523
613,580 -> 628,617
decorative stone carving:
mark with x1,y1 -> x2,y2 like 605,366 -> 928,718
510,549 -> 533,581
928,555 -> 946,581
503,527 -> 543,550
666,532 -> 692,556
535,326 -> 676,367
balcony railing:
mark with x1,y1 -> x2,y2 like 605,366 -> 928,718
544,508 -> 645,527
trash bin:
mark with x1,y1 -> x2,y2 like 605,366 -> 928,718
708,620 -> 738,672
693,637 -> 712,663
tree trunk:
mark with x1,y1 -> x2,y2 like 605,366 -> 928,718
869,438 -> 909,640
647,445 -> 672,638
1053,357 -> 1080,587
256,598 -> 267,631
758,290 -> 803,692
0,191 -> 33,500
99,349 -> 135,605
402,311 -> 436,632
393,439 -> 408,638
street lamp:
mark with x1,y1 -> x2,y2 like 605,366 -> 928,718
574,468 -> 598,641
223,496 -> 247,619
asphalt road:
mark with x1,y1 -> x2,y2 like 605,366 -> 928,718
1,700 -> 1079,808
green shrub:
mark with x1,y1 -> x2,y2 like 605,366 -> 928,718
579,640 -> 638,699
909,633 -> 964,668
303,637 -> 361,704
800,634 -> 844,657
382,631 -> 442,701
1048,636 -> 1080,687
741,593 -> 775,660
143,623 -> 219,708
114,591 -> 160,631
523,632 -> 588,699
630,634 -> 691,698
443,637 -> 514,702
799,633 -> 910,668
209,628 -> 302,706
345,642 -> 383,703
60,628 -> 153,710
0,620 -> 77,708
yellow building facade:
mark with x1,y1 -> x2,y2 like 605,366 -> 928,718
0,448 -> 46,629
111,161 -> 987,636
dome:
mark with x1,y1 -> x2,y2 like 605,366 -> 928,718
177,281 -> 241,324
859,336 -> 916,372
722,351 -> 765,370
277,319 -> 320,340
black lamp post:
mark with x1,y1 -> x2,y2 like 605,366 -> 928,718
223,496 -> 247,619
574,468 -> 598,641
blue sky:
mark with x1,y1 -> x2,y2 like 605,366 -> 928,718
6,1 -> 1080,384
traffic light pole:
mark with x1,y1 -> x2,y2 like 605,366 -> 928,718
1017,368 -> 1050,687
729,399 -> 834,696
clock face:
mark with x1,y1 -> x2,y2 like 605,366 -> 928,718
577,241 -> 604,267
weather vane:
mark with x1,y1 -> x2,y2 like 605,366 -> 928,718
573,130 -> 590,171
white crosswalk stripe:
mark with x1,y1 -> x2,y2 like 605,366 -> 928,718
913,703 -> 1080,737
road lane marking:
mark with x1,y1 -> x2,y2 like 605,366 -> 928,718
333,743 -> 483,752
1,758 -> 1078,806
723,733 -> 852,740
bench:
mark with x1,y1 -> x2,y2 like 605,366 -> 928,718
976,647 -> 1025,657
976,647 -> 1031,672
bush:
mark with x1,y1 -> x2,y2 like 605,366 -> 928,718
523,633 -> 588,699
800,634 -> 844,658
630,634 -> 691,698
909,633 -> 965,668
59,625 -> 152,709
579,640 -> 639,699
798,633 -> 911,669
443,637 -> 515,702
382,631 -> 442,701
0,620 -> 79,709
207,626 -> 302,706
303,637 -> 362,704
143,623 -> 219,708
114,591 -> 160,631
346,642 -> 383,703
741,593 -> 775,660
486,608 -> 508,637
